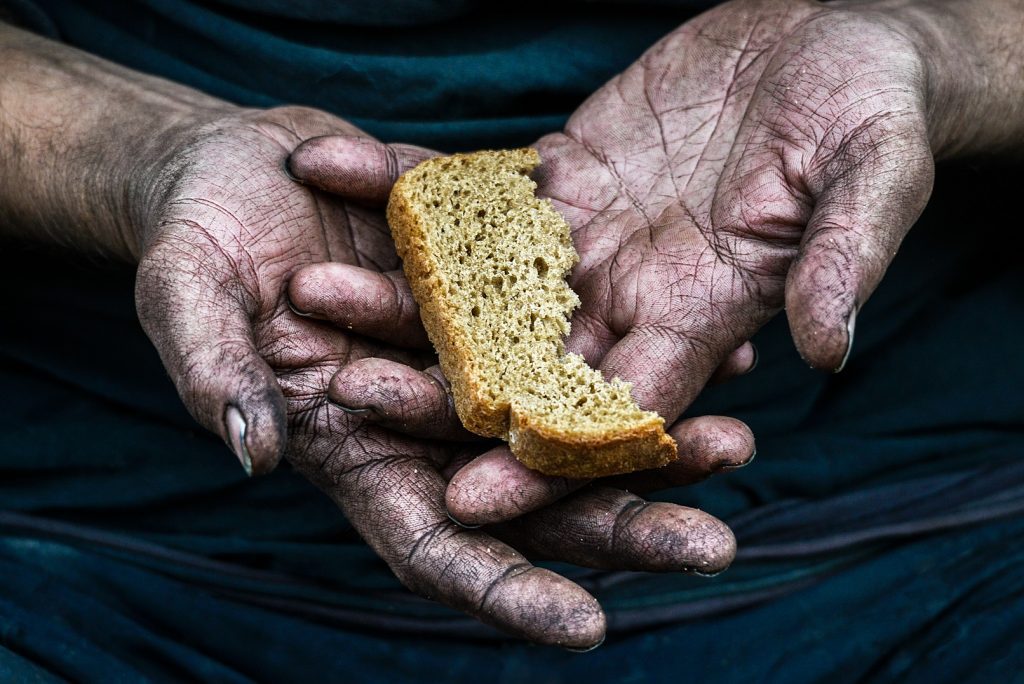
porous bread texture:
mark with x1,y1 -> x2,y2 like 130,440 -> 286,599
387,148 -> 676,478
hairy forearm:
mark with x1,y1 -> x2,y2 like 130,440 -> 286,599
0,22 -> 235,258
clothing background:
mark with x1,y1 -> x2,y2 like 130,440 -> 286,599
1,1 -> 1023,681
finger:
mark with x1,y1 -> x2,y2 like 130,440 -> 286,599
580,214 -> 764,423
786,129 -> 934,371
496,486 -> 736,575
288,262 -> 430,348
709,341 -> 758,384
564,306 -> 620,368
445,415 -> 753,526
607,415 -> 755,494
446,446 -> 586,527
287,136 -> 437,205
295,420 -> 605,649
136,238 -> 287,476
597,320 -> 737,424
327,358 -> 477,441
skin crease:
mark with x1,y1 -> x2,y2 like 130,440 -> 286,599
288,0 -> 1024,525
0,22 -> 751,649
1,0 -> 1021,650
137,113 -> 746,646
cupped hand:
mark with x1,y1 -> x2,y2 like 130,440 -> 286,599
446,0 -> 954,519
288,0 -> 961,527
287,131 -> 756,522
132,110 -> 736,648
532,0 -> 938,407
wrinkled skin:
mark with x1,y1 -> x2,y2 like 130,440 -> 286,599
289,0 -> 939,522
133,106 -> 744,649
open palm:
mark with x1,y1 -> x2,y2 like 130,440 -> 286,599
534,0 -> 933,424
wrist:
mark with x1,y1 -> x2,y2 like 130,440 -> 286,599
860,0 -> 1024,159
0,21 -> 239,259
119,106 -> 241,260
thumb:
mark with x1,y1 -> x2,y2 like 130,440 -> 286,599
136,238 -> 287,476
787,129 -> 934,371
595,322 -> 732,423
286,136 -> 438,205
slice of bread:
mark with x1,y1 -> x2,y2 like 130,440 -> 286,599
387,148 -> 676,478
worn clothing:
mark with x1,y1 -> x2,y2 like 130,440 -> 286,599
1,1 -> 1023,681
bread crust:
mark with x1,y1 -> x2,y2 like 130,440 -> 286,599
387,148 -> 678,478
510,409 -> 676,478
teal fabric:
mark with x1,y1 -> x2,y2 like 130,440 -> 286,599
1,1 -> 1023,681
19,0 -> 713,150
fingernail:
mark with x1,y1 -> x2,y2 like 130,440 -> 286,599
287,298 -> 319,320
718,446 -> 756,473
328,400 -> 374,418
835,307 -> 857,373
446,509 -> 482,530
282,155 -> 306,185
224,406 -> 253,476
748,344 -> 759,373
565,635 -> 605,653
689,567 -> 726,578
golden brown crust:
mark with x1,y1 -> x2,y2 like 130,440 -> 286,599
509,409 -> 676,478
387,148 -> 678,478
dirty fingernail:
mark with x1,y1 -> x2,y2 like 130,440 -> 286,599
283,155 -> 306,185
224,406 -> 253,476
446,509 -> 482,530
565,635 -> 605,653
329,400 -> 375,418
287,298 -> 319,319
719,446 -> 756,473
835,307 -> 857,373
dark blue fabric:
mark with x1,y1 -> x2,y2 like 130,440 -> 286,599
17,0 -> 717,150
1,0 -> 1023,681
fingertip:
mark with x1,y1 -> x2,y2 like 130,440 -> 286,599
287,136 -> 435,203
286,263 -> 330,320
835,306 -> 856,373
710,342 -> 758,383
565,634 -> 606,654
446,448 -> 583,526
327,357 -> 414,409
286,135 -> 333,183
444,464 -> 493,527
787,294 -> 856,373
288,263 -> 429,347
564,309 -> 618,367
672,415 -> 756,471
785,252 -> 859,372
444,450 -> 515,526
689,513 -> 737,575
328,359 -> 472,440
445,508 -> 482,530
224,385 -> 287,477
482,567 -> 606,650
599,326 -> 723,423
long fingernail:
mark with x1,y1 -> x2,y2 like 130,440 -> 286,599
565,635 -> 605,653
224,406 -> 253,476
835,307 -> 857,373
446,509 -> 482,530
